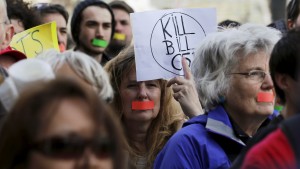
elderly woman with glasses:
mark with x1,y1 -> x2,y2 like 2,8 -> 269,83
154,24 -> 282,168
0,79 -> 127,169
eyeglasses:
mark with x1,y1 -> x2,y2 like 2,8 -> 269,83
33,3 -> 65,11
230,70 -> 270,82
31,135 -> 115,159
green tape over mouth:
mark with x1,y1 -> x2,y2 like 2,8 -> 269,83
274,105 -> 283,111
92,39 -> 108,47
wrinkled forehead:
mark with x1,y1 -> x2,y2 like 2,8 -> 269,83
234,50 -> 270,71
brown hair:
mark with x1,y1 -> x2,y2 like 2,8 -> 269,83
105,45 -> 184,167
0,78 -> 126,169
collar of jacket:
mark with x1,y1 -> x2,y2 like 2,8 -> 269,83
205,105 -> 246,146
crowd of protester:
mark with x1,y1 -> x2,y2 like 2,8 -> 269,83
0,0 -> 300,168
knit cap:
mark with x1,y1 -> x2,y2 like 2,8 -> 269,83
109,0 -> 134,14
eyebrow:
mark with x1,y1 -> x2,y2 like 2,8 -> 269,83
127,80 -> 137,83
119,19 -> 129,22
102,22 -> 112,25
85,20 -> 98,24
243,67 -> 265,72
146,80 -> 159,83
85,20 -> 112,25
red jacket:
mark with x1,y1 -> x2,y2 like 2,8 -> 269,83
241,128 -> 296,169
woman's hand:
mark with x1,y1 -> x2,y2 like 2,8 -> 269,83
167,57 -> 204,118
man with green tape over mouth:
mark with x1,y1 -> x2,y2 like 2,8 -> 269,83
71,0 -> 115,65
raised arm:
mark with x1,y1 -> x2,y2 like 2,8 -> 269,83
167,57 -> 203,118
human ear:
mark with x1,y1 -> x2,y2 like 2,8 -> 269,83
0,24 -> 14,50
287,19 -> 295,30
275,74 -> 290,91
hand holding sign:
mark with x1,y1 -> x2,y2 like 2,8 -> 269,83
167,57 -> 203,118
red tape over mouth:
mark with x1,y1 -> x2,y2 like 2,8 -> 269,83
257,92 -> 274,103
59,44 -> 66,52
132,101 -> 154,110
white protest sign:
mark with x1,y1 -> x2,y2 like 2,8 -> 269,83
131,8 -> 217,81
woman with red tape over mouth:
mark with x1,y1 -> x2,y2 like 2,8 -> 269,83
104,45 -> 188,169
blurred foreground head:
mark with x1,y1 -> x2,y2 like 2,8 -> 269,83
0,78 -> 126,169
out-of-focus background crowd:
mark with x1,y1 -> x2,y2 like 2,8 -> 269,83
1,0 -> 300,168
29,0 -> 285,25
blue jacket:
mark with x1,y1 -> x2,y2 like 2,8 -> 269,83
154,105 -> 246,169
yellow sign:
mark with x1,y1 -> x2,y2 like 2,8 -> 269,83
10,22 -> 59,58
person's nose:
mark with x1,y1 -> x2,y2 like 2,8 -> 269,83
115,22 -> 122,32
57,31 -> 63,44
261,73 -> 274,90
76,148 -> 104,169
137,83 -> 148,100
96,26 -> 104,39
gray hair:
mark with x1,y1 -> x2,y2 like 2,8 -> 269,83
37,49 -> 114,102
192,23 -> 281,111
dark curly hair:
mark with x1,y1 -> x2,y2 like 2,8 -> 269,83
33,3 -> 69,24
6,0 -> 41,30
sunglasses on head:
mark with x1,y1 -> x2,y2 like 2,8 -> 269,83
31,134 -> 115,159
32,3 -> 51,10
32,3 -> 64,11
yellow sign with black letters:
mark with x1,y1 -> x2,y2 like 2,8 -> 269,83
10,22 -> 59,58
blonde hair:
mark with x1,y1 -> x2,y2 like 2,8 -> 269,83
37,49 -> 114,102
105,45 -> 184,167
